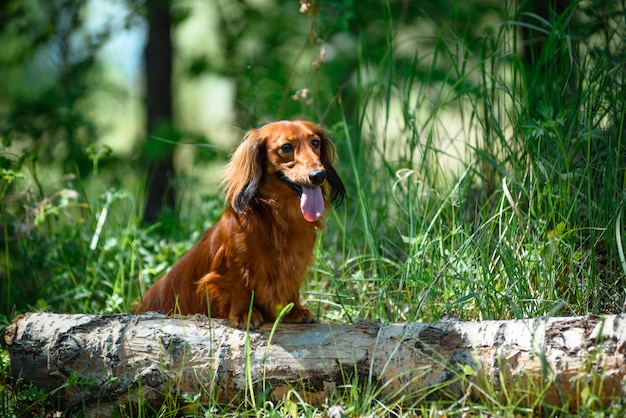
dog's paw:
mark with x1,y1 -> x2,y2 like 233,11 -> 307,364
284,306 -> 316,324
230,309 -> 264,330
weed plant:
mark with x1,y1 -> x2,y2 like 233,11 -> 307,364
1,0 -> 625,415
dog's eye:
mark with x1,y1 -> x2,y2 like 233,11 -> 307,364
311,138 -> 321,149
280,143 -> 294,153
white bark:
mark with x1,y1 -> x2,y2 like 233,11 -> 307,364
4,312 -> 626,413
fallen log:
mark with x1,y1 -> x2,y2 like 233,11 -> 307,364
4,312 -> 626,414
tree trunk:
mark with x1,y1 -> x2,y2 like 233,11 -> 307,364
142,0 -> 176,224
4,312 -> 626,414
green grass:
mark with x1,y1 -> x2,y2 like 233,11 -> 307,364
1,0 -> 626,415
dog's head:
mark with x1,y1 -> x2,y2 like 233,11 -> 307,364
223,120 -> 345,222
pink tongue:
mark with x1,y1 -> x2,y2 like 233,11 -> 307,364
300,186 -> 324,222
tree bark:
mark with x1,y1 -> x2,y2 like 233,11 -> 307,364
4,312 -> 626,414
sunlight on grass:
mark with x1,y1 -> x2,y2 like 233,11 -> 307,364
1,0 -> 625,415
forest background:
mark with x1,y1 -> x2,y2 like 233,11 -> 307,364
0,0 -> 625,415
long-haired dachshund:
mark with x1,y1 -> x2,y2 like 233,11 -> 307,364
137,120 -> 345,328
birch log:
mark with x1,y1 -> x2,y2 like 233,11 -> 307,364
4,312 -> 626,413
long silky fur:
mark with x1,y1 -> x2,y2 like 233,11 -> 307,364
222,130 -> 266,213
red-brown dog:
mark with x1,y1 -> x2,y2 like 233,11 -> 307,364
137,120 -> 345,328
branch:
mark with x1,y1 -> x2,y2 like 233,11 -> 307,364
4,312 -> 625,413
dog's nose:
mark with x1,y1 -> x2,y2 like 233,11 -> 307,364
308,170 -> 326,185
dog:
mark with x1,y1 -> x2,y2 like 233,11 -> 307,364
137,120 -> 345,329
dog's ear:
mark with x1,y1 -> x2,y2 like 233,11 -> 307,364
318,130 -> 346,206
222,130 -> 265,213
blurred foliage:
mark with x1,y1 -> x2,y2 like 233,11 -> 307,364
0,0 -> 500,316
0,0 -> 108,176
214,0 -> 504,127
0,0 -> 624,320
